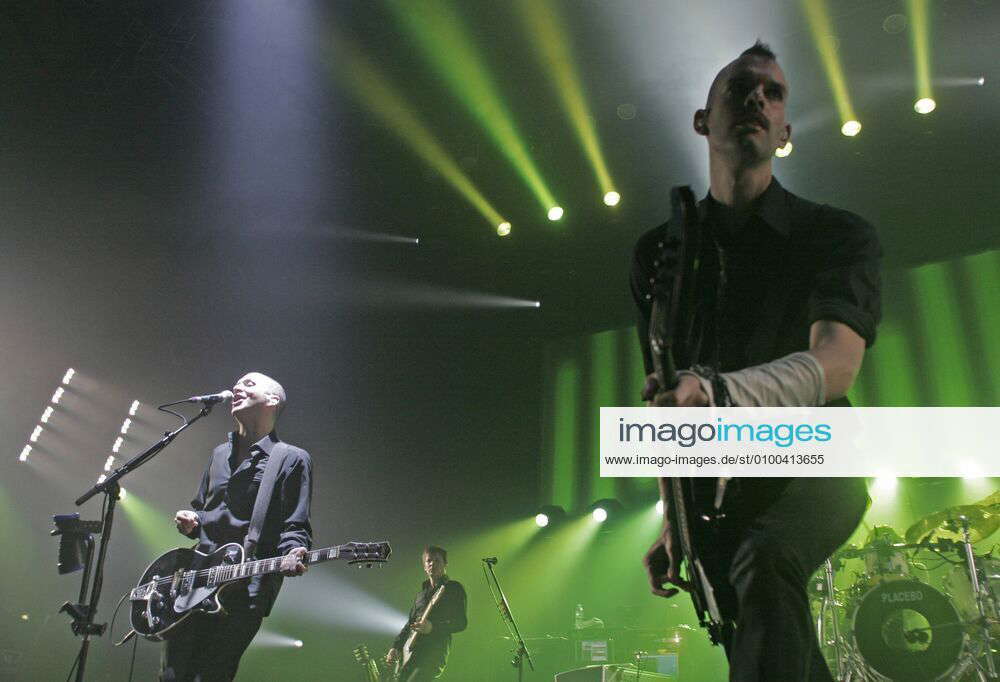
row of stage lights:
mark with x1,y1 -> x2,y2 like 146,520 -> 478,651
18,367 -> 141,501
495,190 -> 621,237
95,398 -> 142,500
533,499 -> 648,528
774,78 -> 986,160
19,368 -> 75,462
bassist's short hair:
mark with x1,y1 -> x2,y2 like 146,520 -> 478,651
423,545 -> 447,563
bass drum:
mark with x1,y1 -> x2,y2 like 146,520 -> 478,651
853,579 -> 965,681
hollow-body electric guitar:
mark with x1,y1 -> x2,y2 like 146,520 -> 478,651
127,540 -> 391,641
648,186 -> 727,645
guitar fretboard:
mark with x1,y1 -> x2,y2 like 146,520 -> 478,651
214,546 -> 343,583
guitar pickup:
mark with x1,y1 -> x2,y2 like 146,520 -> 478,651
169,569 -> 184,598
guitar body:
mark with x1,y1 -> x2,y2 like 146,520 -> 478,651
127,539 -> 390,642
129,543 -> 246,641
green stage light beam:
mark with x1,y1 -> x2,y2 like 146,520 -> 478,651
514,0 -> 618,201
119,491 -> 183,557
445,517 -> 539,567
907,0 -> 934,112
801,0 -> 861,135
551,358 -> 580,510
388,0 -> 559,216
327,34 -> 508,231
910,262 -> 975,406
962,251 -> 1000,404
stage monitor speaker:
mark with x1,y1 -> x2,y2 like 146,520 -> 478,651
554,662 -> 675,682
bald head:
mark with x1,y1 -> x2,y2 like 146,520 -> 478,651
231,372 -> 286,421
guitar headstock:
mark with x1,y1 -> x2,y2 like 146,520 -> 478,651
343,541 -> 392,566
353,644 -> 371,664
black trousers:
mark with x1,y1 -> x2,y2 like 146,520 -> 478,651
699,478 -> 868,682
159,606 -> 263,682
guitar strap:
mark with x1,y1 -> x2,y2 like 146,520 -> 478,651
244,442 -> 290,559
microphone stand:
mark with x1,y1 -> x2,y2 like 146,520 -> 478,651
483,558 -> 534,681
64,400 -> 217,682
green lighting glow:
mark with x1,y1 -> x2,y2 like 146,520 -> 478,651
802,0 -> 860,132
120,491 -> 185,556
515,0 -> 616,195
550,358 -> 579,509
328,33 -> 506,230
389,0 -> 557,213
910,262 -> 975,405
907,0 -> 933,101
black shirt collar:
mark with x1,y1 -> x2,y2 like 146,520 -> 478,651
422,576 -> 450,590
704,176 -> 791,237
227,430 -> 280,457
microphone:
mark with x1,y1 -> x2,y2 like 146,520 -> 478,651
482,556 -> 498,565
185,390 -> 234,404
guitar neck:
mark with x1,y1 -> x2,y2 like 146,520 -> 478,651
218,544 -> 350,583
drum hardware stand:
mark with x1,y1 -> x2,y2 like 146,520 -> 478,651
59,402 -> 216,682
958,516 -> 999,680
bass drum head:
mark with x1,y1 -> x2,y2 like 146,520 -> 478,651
853,579 -> 964,681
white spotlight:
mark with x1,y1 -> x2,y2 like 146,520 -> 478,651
977,77 -> 985,86
547,206 -> 564,221
97,474 -> 107,484
112,437 -> 124,453
51,387 -> 65,404
62,368 -> 75,385
41,407 -> 54,423
30,425 -> 43,443
293,640 -> 304,648
841,120 -> 862,137
19,445 -> 31,462
120,418 -> 132,435
603,191 -> 621,207
129,400 -> 140,416
104,456 -> 115,472
497,221 -> 512,237
914,98 -> 936,114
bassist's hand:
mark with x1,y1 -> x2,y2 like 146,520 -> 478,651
643,372 -> 708,407
644,529 -> 692,599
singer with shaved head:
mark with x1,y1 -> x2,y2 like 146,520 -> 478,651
164,372 -> 313,681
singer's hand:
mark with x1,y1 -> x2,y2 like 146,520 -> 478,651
174,510 -> 199,536
643,373 -> 708,407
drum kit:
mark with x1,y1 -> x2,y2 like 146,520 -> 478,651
813,492 -> 1000,681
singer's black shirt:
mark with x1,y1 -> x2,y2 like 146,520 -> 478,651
184,431 -> 313,615
392,577 -> 468,671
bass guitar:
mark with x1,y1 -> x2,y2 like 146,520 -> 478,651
127,540 -> 391,641
648,185 -> 727,645
394,583 -> 447,680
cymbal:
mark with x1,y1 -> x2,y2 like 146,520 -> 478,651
905,504 -> 999,544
